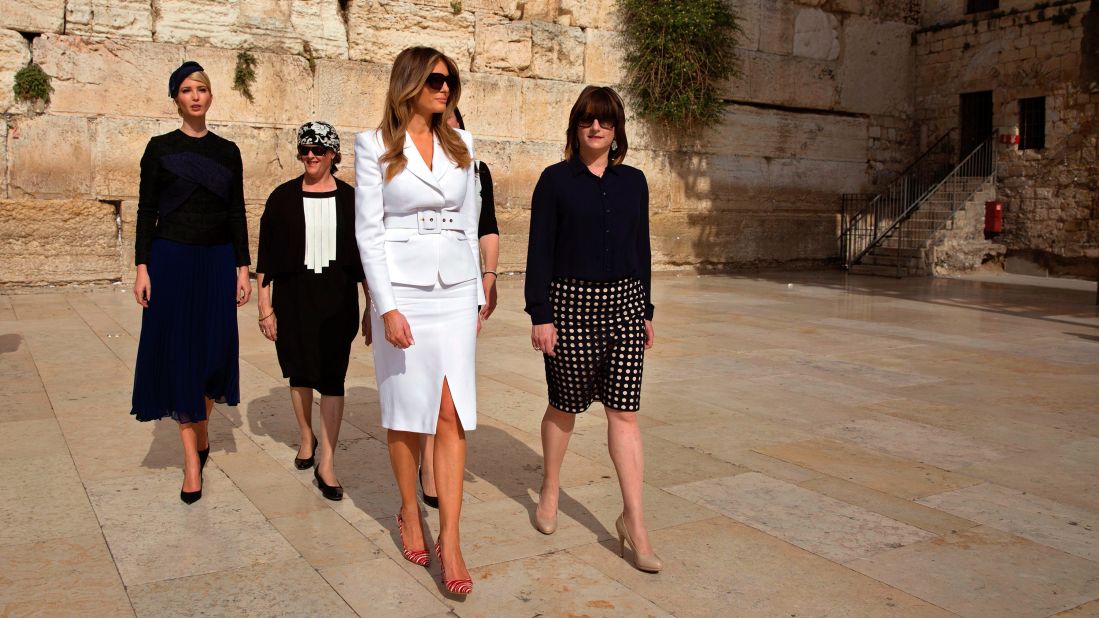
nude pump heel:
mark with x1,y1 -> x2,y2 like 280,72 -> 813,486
534,509 -> 557,535
615,513 -> 663,573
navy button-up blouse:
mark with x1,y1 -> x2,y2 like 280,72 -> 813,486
524,156 -> 654,325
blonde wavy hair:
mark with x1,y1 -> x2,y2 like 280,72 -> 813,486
174,70 -> 212,117
378,47 -> 470,182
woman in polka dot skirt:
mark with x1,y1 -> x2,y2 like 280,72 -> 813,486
523,85 -> 662,573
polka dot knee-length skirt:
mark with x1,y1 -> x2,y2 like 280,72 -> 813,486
543,277 -> 647,413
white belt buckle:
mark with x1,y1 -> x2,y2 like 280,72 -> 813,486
417,210 -> 441,234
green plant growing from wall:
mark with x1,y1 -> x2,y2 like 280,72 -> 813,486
233,50 -> 258,102
13,62 -> 53,105
619,0 -> 741,129
450,0 -> 462,14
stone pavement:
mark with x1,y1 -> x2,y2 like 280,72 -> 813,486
2,272 -> 1098,617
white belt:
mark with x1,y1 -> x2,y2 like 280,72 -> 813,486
384,209 -> 463,235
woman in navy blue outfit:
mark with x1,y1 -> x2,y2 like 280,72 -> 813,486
524,86 -> 662,572
131,61 -> 252,504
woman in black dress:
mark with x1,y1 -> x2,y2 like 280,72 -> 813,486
524,86 -> 662,572
255,122 -> 367,501
131,61 -> 252,504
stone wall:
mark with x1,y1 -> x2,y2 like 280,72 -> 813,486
0,0 -> 921,286
914,0 -> 1098,277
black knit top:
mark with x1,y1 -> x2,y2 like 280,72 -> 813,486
135,129 -> 250,266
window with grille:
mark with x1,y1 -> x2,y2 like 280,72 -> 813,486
1019,97 -> 1046,151
966,0 -> 998,13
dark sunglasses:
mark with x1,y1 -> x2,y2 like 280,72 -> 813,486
578,115 -> 616,130
298,145 -> 330,157
424,72 -> 458,91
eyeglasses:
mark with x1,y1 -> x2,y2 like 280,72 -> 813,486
298,145 -> 329,157
424,72 -> 458,91
578,116 -> 616,130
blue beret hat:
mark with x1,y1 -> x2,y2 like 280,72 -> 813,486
169,61 -> 204,98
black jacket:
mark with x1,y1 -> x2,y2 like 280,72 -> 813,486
256,176 -> 365,285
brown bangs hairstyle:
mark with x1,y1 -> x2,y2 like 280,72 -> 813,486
564,85 -> 628,166
378,46 -> 470,182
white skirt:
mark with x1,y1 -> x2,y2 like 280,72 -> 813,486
370,277 -> 478,433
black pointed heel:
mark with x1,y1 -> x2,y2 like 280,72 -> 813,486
199,446 -> 210,471
420,466 -> 439,509
181,459 -> 204,504
315,468 -> 343,501
294,435 -> 317,470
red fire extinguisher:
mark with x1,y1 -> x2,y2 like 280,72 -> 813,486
984,201 -> 1003,239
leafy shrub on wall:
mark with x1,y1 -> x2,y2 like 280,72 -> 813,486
619,0 -> 741,129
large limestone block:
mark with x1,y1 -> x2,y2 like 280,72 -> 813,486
348,1 -> 475,69
654,208 -> 839,265
530,21 -> 585,82
120,199 -> 137,280
733,0 -> 763,51
473,14 -> 533,75
584,29 -> 625,85
520,78 -> 584,142
9,115 -> 94,198
33,34 -> 182,118
401,0 -> 521,14
839,17 -> 915,115
521,0 -> 560,21
0,29 -> 31,114
191,46 -> 313,126
793,8 -> 840,60
758,0 -> 796,55
559,0 -> 622,30
0,0 -> 65,34
314,60 -> 390,131
211,124 -> 300,205
708,103 -> 867,162
154,0 -> 348,59
921,0 -> 965,27
746,50 -> 839,109
66,0 -> 154,40
93,117 -> 179,200
473,137 -> 563,209
459,72 -> 525,140
0,199 -> 120,285
286,1 -> 352,59
0,118 -> 6,197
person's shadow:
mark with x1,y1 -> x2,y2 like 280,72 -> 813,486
464,420 -> 614,542
0,333 -> 21,354
140,398 -> 247,472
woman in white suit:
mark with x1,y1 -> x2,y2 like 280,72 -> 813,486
354,46 -> 482,596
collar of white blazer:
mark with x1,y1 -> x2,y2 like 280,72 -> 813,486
402,132 -> 460,196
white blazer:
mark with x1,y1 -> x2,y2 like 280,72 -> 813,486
354,128 -> 485,315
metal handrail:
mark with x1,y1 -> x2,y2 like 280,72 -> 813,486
840,131 -> 958,267
888,135 -> 997,275
840,129 -> 956,240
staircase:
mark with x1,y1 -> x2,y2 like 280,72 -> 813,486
841,131 -> 997,277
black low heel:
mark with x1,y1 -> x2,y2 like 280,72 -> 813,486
314,468 -> 343,501
420,466 -> 439,509
294,435 -> 317,470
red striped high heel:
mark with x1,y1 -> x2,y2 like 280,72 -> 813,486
434,539 -> 473,595
396,512 -> 430,567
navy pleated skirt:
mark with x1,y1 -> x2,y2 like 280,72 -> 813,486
131,239 -> 240,423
